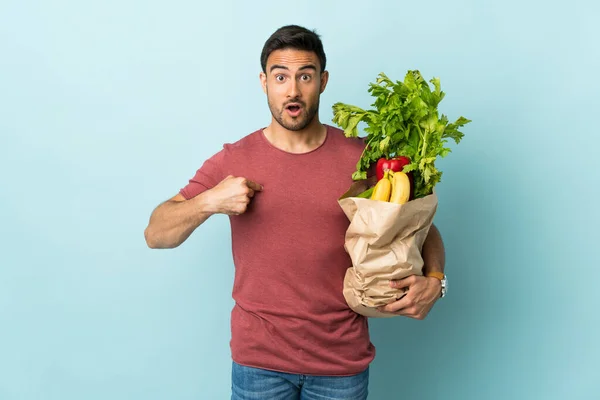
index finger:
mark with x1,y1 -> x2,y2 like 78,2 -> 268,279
378,294 -> 409,314
390,275 -> 417,290
245,180 -> 263,191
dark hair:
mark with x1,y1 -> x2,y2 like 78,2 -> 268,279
260,25 -> 327,73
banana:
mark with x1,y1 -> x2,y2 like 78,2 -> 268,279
370,170 -> 392,202
389,170 -> 411,204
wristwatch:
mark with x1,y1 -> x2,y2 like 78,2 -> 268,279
440,275 -> 447,298
426,272 -> 447,298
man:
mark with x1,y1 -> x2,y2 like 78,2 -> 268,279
144,24 -> 446,400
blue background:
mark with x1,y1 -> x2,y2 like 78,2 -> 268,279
1,1 -> 599,399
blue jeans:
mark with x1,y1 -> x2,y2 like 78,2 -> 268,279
231,361 -> 369,400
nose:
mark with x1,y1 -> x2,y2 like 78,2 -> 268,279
288,78 -> 300,98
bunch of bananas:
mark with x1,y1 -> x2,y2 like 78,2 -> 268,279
370,170 -> 411,204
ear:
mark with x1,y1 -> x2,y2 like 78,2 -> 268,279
259,71 -> 267,94
319,70 -> 329,94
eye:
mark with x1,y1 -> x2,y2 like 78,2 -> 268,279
300,74 -> 311,82
275,75 -> 286,82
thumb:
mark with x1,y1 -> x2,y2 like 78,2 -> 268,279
245,180 -> 264,191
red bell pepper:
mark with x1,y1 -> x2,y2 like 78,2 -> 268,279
375,156 -> 410,180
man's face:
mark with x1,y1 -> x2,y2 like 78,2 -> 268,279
260,48 -> 329,131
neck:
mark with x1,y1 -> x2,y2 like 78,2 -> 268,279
263,117 -> 327,154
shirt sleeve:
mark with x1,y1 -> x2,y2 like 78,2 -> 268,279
179,146 -> 228,200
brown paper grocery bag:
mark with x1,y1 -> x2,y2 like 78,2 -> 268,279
338,179 -> 438,318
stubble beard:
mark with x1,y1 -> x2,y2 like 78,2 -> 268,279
267,94 -> 320,132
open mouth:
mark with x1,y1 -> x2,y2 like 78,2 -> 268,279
286,103 -> 302,116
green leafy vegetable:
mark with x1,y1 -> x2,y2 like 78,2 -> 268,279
332,70 -> 471,199
356,187 -> 374,198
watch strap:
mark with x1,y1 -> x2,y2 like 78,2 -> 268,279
425,271 -> 445,280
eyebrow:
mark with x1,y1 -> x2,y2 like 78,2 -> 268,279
269,64 -> 318,73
